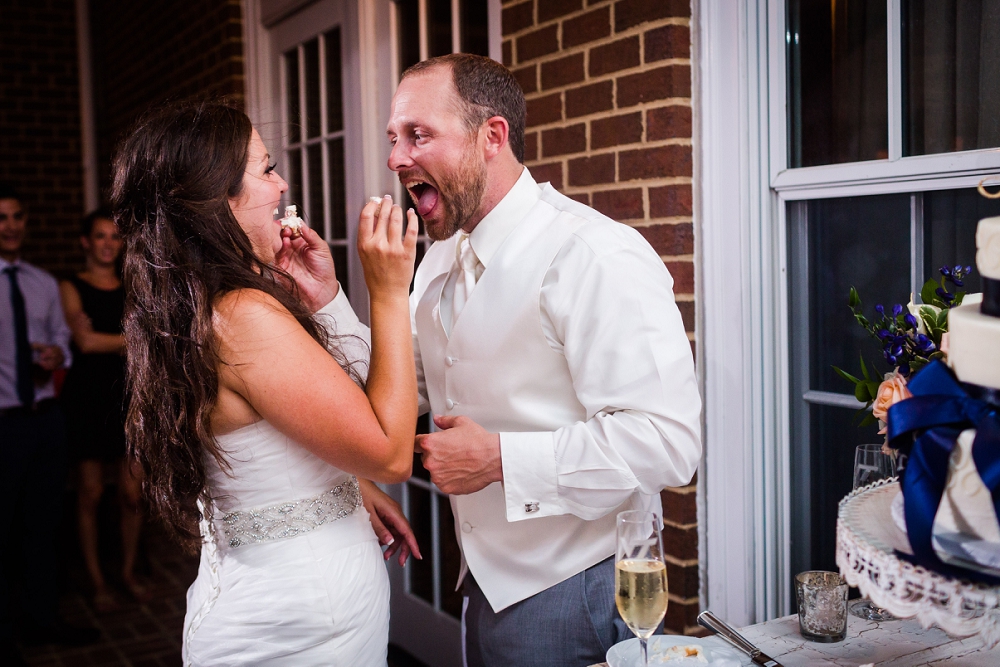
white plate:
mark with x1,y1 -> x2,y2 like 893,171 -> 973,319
606,635 -> 745,667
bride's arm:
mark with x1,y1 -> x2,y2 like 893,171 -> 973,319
213,201 -> 419,483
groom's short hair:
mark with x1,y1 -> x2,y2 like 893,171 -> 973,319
402,53 -> 527,164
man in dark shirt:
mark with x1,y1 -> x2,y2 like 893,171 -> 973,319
0,184 -> 97,664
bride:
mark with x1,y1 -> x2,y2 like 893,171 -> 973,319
111,101 -> 420,666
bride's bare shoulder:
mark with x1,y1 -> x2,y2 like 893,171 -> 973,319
213,288 -> 301,346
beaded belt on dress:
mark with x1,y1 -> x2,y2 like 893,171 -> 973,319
219,476 -> 362,549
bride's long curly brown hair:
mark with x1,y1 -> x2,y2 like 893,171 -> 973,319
111,100 -> 359,550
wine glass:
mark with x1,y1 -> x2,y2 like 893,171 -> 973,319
615,510 -> 668,666
849,444 -> 898,621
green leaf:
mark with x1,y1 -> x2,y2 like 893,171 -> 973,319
859,412 -> 878,427
860,356 -> 873,382
865,379 -> 882,400
849,287 -> 860,310
920,278 -> 939,307
833,366 -> 862,385
953,290 -> 966,307
855,381 -> 869,402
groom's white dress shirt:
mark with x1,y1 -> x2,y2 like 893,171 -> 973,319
320,168 -> 701,612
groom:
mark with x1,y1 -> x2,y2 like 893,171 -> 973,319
388,55 -> 702,665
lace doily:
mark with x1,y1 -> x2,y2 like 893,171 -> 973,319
836,479 -> 1000,647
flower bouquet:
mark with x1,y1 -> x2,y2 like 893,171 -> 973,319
833,265 -> 973,430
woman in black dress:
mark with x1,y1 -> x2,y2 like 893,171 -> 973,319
59,208 -> 147,612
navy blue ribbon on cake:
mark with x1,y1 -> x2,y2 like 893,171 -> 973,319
886,359 -> 1000,585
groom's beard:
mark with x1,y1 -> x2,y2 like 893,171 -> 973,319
402,150 -> 487,242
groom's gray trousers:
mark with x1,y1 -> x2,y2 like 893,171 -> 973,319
463,555 -> 645,667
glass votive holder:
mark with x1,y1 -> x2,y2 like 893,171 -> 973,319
794,571 -> 848,642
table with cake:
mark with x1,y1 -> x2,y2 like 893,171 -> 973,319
594,215 -> 1000,666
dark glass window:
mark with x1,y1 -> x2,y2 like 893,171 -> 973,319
396,0 -> 420,75
460,0 -> 490,57
428,0 -> 453,58
786,0 -> 888,167
924,188 -> 1000,292
788,186 -> 1000,587
304,38 -> 321,139
903,1 -> 1000,156
325,28 -> 343,133
328,137 -> 346,240
806,194 -> 912,393
285,49 -> 300,143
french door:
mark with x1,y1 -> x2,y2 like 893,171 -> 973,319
269,0 -> 367,314
256,2 -> 497,664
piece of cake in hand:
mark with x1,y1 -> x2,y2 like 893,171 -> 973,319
279,204 -> 305,239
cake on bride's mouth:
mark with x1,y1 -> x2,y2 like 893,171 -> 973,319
277,205 -> 304,238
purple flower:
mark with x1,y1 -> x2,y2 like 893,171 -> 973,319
904,313 -> 918,328
892,304 -> 903,316
875,304 -> 885,315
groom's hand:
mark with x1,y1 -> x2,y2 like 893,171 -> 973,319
416,415 -> 503,495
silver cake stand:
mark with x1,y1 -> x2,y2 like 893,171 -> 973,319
836,478 -> 1000,647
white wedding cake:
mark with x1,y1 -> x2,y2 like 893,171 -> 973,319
947,216 -> 1000,387
933,216 -> 1000,576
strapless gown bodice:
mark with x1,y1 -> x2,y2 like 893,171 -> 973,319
182,419 -> 389,667
207,419 -> 354,513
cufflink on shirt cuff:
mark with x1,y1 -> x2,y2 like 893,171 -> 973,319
524,501 -> 540,514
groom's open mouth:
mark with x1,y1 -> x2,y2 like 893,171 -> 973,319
405,180 -> 440,218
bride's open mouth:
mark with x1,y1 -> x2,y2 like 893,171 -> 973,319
406,181 -> 440,218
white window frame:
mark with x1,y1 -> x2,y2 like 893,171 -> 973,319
697,0 -> 1000,626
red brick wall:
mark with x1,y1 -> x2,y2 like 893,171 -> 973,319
0,0 -> 245,277
502,0 -> 700,635
0,0 -> 86,274
89,0 -> 245,199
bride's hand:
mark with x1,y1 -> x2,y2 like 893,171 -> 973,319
358,196 -> 418,301
358,479 -> 422,566
274,222 -> 339,312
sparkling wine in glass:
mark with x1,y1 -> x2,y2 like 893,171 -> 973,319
615,510 -> 668,666
850,444 -> 898,621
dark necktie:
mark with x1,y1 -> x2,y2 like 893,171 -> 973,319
4,266 -> 35,406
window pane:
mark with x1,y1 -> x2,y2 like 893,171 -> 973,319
332,244 -> 349,296
460,0 -> 490,57
428,0 -> 453,57
806,194 -> 911,392
397,0 -> 421,75
328,137 -> 346,240
804,404 -> 880,574
325,28 -> 343,134
924,187 -> 1000,291
285,49 -> 300,144
903,1 -> 1000,156
407,485 -> 434,605
304,38 -> 321,139
438,499 -> 463,619
786,0 -> 888,167
284,148 -> 301,208
306,143 -> 323,228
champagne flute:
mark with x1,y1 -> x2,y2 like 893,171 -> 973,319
615,510 -> 668,666
849,444 -> 898,621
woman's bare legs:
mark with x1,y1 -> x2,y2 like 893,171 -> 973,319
119,459 -> 149,601
77,460 -> 117,611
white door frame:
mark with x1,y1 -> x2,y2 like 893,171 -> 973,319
244,0 -> 400,325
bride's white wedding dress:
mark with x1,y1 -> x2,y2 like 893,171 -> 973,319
182,419 -> 389,666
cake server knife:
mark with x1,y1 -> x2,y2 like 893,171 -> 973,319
697,610 -> 784,667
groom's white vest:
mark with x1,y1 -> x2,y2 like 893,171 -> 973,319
413,185 -> 640,612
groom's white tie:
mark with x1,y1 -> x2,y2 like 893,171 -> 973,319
448,232 -> 483,334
